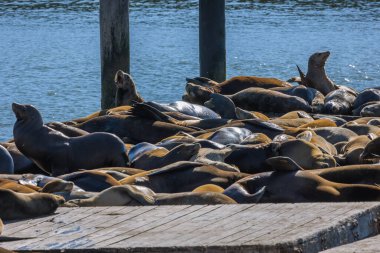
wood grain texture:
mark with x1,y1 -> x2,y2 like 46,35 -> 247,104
0,203 -> 379,253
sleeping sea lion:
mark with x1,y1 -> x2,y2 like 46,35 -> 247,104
353,88 -> 380,110
223,156 -> 380,203
12,103 -> 128,176
119,161 -> 249,193
0,189 -> 64,220
360,102 -> 380,117
313,127 -> 358,144
131,143 -> 201,170
186,76 -> 292,95
323,88 -> 357,115
67,185 -> 236,206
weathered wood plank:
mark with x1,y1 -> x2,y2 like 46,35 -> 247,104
0,203 -> 379,253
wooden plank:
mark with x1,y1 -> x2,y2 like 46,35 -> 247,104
322,234 -> 380,253
0,203 -> 379,253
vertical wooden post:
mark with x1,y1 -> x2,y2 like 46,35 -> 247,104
199,0 -> 226,82
100,0 -> 130,109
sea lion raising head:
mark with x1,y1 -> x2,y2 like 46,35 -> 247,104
114,70 -> 143,106
298,51 -> 337,95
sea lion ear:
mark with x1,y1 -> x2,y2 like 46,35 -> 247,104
266,156 -> 304,171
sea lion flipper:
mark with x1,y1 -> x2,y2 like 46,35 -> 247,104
131,103 -> 175,123
266,156 -> 304,171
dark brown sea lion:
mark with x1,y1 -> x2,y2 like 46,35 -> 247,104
0,146 -> 13,174
45,122 -> 89,137
227,87 -> 312,113
297,51 -> 337,95
360,102 -> 380,117
312,164 -> 380,185
343,123 -> 380,136
223,157 -> 380,203
76,114 -> 197,144
12,103 -> 128,176
67,185 -> 236,206
353,88 -> 380,110
186,76 -> 292,95
313,127 -> 358,144
58,170 -> 121,192
0,189 -> 64,220
114,70 -> 143,106
0,142 -> 42,174
361,136 -> 380,163
119,161 -> 249,193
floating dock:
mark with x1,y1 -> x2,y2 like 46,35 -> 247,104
1,203 -> 380,252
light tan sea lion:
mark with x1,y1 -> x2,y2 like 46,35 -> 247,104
298,118 -> 337,128
223,157 -> 380,203
0,189 -> 64,220
68,185 -> 236,206
0,218 -> 3,235
273,139 -> 336,169
12,103 -> 128,176
69,105 -> 133,124
296,131 -> 337,156
269,118 -> 313,128
0,179 -> 37,193
335,135 -> 371,165
361,136 -> 380,163
241,133 -> 272,145
192,184 -> 224,193
114,70 -> 143,106
297,51 -> 337,95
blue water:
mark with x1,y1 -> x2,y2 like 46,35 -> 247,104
0,0 -> 379,140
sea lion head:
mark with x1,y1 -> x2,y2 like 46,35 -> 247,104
12,103 -> 43,126
114,70 -> 143,106
308,51 -> 330,68
204,93 -> 235,119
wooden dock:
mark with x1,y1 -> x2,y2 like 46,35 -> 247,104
322,234 -> 380,253
1,203 -> 380,252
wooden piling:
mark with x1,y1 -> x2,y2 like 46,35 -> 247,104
199,0 -> 226,82
100,0 -> 130,109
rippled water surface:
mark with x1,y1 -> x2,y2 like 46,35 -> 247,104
0,0 -> 379,140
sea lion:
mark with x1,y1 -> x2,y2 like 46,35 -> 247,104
0,146 -> 13,174
68,105 -> 133,124
312,164 -> 380,185
58,170 -> 121,192
12,103 -> 128,176
298,118 -> 337,128
114,70 -> 143,106
353,88 -> 380,110
311,114 -> 347,126
297,51 -> 337,95
0,189 -> 64,220
335,135 -> 371,165
273,139 -> 336,169
76,114 -> 197,144
0,179 -> 37,193
269,118 -> 313,128
0,218 -> 2,235
67,185 -> 236,206
128,142 -> 166,164
227,87 -> 312,113
360,102 -> 380,117
361,136 -> 380,163
192,184 -> 224,193
271,85 -> 325,111
45,122 -> 89,137
146,101 -> 221,119
296,131 -> 337,156
323,89 -> 357,115
224,143 -> 273,174
131,143 -> 201,170
343,123 -> 380,136
241,133 -> 272,145
0,142 -> 42,174
223,157 -> 380,203
368,118 -> 380,126
119,161 -> 249,193
186,76 -> 292,95
313,127 -> 358,144
203,127 -> 252,145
